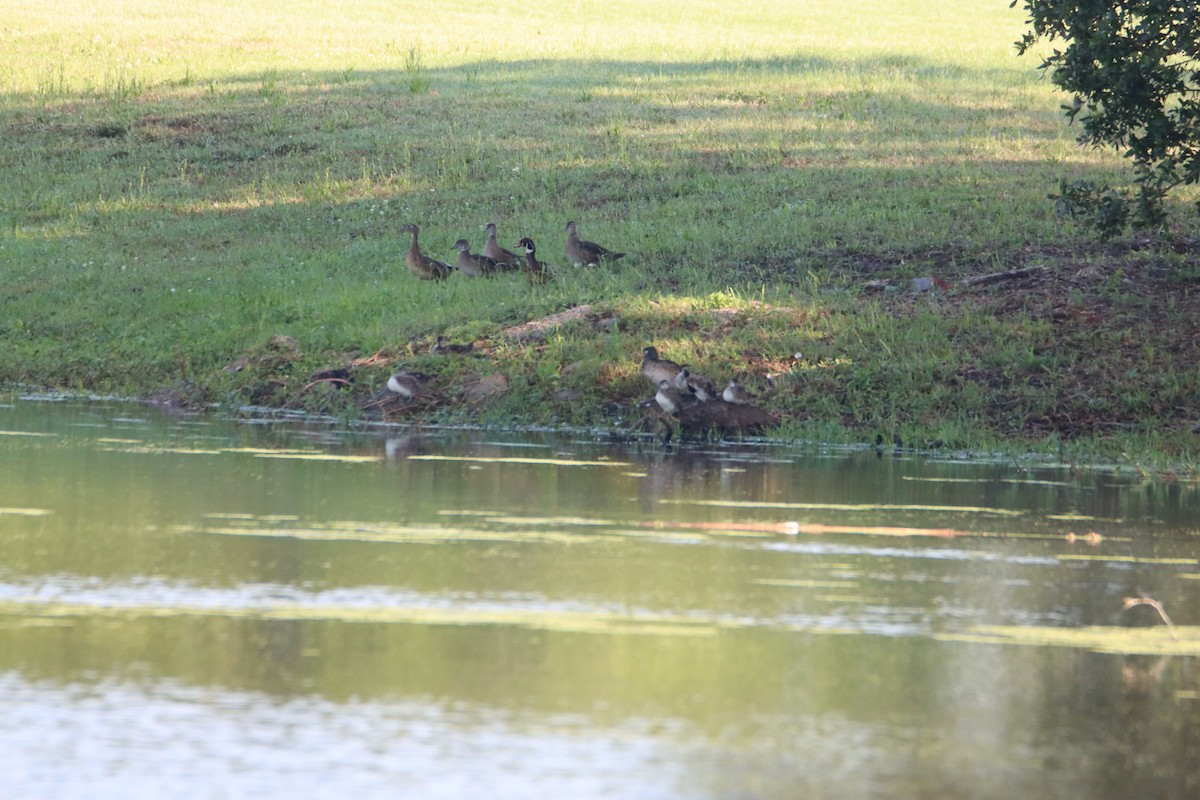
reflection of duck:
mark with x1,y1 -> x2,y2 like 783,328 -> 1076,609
386,366 -> 434,398
564,220 -> 625,267
402,224 -> 453,280
384,434 -> 427,460
641,346 -> 683,387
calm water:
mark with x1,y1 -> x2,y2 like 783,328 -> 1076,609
2,398 -> 1199,799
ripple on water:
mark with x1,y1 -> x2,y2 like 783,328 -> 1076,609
1,674 -> 693,800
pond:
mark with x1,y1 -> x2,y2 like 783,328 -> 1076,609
2,398 -> 1199,799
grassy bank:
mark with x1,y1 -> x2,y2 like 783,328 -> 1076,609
3,0 -> 1200,467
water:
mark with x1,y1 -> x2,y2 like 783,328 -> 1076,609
2,398 -> 1199,799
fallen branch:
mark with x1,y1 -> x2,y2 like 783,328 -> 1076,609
1122,595 -> 1178,639
502,305 -> 598,342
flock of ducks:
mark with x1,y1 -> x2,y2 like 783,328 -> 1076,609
641,346 -> 758,417
403,220 -> 625,284
386,344 -> 763,417
388,219 -> 765,424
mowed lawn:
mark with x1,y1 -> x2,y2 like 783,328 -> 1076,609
3,0 -> 1198,461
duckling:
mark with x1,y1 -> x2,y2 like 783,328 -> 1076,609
641,346 -> 683,387
675,367 -> 718,402
482,222 -> 522,268
655,379 -> 686,416
516,237 -> 553,285
432,335 -> 474,355
401,224 -> 453,281
564,220 -> 625,267
453,239 -> 501,277
386,365 -> 435,398
722,378 -> 757,405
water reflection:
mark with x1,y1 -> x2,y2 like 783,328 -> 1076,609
2,398 -> 1199,799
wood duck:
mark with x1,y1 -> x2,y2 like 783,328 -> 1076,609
722,378 -> 756,405
402,224 -> 453,280
386,365 -> 435,398
432,335 -> 473,355
655,379 -> 686,416
641,346 -> 683,387
675,367 -> 718,402
453,239 -> 501,277
564,220 -> 625,267
483,222 -> 522,268
516,237 -> 553,285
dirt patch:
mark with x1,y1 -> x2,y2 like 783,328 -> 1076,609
836,236 -> 1200,441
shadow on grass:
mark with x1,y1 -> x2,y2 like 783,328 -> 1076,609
2,52 -> 1101,263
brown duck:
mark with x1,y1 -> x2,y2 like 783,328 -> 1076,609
432,335 -> 474,355
516,237 -> 553,285
564,220 -> 625,267
641,346 -> 684,387
402,224 -> 453,280
482,222 -> 522,268
453,239 -> 501,277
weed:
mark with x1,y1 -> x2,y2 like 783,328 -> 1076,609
259,68 -> 281,102
403,47 -> 431,95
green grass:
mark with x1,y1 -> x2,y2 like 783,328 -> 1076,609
3,0 -> 1200,468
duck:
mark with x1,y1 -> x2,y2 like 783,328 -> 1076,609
432,335 -> 474,355
482,222 -> 522,268
655,379 -> 687,416
401,224 -> 453,280
386,365 -> 435,398
453,239 -> 501,277
675,367 -> 718,402
641,346 -> 684,387
564,220 -> 625,267
722,378 -> 757,405
516,237 -> 553,285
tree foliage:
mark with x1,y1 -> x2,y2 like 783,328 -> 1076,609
1014,1 -> 1200,238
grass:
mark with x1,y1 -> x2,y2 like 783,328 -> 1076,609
3,0 -> 1200,468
